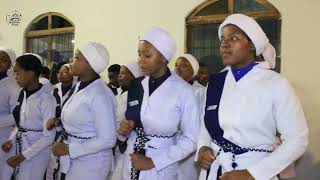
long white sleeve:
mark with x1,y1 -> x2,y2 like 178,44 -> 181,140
195,86 -> 212,161
69,93 -> 117,159
195,114 -> 212,161
247,79 -> 308,180
22,95 -> 56,160
0,81 -> 19,128
0,113 -> 15,128
150,87 -> 200,171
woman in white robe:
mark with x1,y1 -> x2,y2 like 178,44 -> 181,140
1,54 -> 56,180
118,27 -> 199,180
108,61 -> 142,180
46,63 -> 74,180
175,53 -> 205,180
24,53 -> 53,93
52,63 -> 74,106
47,42 -> 117,180
0,47 -> 20,177
196,14 -> 308,180
175,54 -> 205,106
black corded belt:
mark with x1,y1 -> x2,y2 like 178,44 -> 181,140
53,127 -> 92,180
10,127 -> 43,180
206,138 -> 273,180
130,127 -> 176,180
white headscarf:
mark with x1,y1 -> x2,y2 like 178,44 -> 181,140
178,54 -> 199,77
218,14 -> 276,69
79,42 -> 110,73
24,53 -> 44,64
260,43 -> 276,69
125,61 -> 142,78
62,63 -> 71,69
61,63 -> 78,84
0,47 -> 16,66
140,26 -> 177,62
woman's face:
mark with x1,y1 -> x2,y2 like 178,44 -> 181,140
58,65 -> 73,84
13,63 -> 35,88
220,25 -> 255,67
0,51 -> 11,73
118,66 -> 135,88
70,50 -> 91,77
138,41 -> 166,76
175,57 -> 194,82
196,66 -> 209,86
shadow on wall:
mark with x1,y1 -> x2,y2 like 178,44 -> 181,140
293,149 -> 320,180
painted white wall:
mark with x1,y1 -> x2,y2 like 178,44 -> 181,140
268,1 -> 320,179
0,0 -> 202,78
0,0 -> 319,179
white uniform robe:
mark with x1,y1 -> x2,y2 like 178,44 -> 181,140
0,76 -> 20,176
39,77 -> 53,93
197,65 -> 308,180
46,82 -> 73,180
122,73 -> 200,180
108,90 -> 128,180
178,81 -> 205,180
192,81 -> 206,108
59,78 -> 117,180
52,83 -> 73,103
1,85 -> 56,180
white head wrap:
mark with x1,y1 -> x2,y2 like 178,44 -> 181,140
0,47 -> 16,66
218,14 -> 276,69
24,53 -> 44,65
124,61 -> 142,78
140,26 -> 177,62
60,63 -> 78,84
62,63 -> 71,69
79,42 -> 110,73
260,43 -> 276,69
178,54 -> 199,77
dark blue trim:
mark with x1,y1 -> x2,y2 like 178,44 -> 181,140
12,90 -> 24,127
53,88 -> 61,118
204,71 -> 228,141
231,62 -> 257,82
204,71 -> 248,155
125,77 -> 145,128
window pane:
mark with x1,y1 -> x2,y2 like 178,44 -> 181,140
52,15 -> 73,29
26,36 -> 49,66
191,25 -> 225,74
29,16 -> 48,31
234,0 -> 269,13
51,33 -> 75,64
187,1 -> 281,73
189,19 -> 281,73
47,33 -> 74,84
196,0 -> 228,16
257,19 -> 281,72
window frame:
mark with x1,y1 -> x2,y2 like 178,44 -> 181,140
185,0 -> 281,72
25,12 -> 75,65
